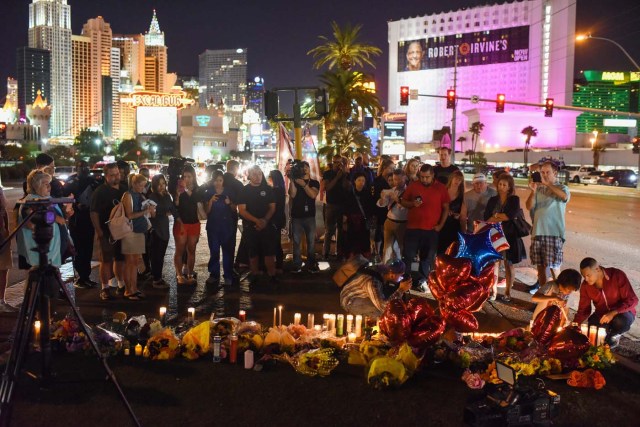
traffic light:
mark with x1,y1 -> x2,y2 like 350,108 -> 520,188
264,90 -> 279,119
0,122 -> 6,140
400,86 -> 409,106
633,137 -> 640,154
496,94 -> 505,113
446,89 -> 456,109
314,88 -> 328,116
544,98 -> 554,117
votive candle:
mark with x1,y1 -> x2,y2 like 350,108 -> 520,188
314,325 -> 322,332
135,343 -> 142,356
329,314 -> 336,334
580,323 -> 588,337
159,306 -> 167,320
278,305 -> 283,327
355,315 -> 363,337
323,314 -> 329,331
346,314 -> 354,333
34,320 -> 41,346
188,307 -> 195,322
294,313 -> 301,326
597,327 -> 607,346
348,332 -> 356,343
239,310 -> 246,322
307,313 -> 315,329
273,307 -> 277,327
336,314 -> 344,336
588,325 -> 597,346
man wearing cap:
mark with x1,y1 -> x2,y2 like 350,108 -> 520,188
340,260 -> 413,318
462,173 -> 497,233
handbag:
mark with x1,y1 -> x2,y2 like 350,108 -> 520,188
353,188 -> 375,230
511,210 -> 532,238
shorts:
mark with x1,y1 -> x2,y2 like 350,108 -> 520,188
121,232 -> 146,255
174,222 -> 201,237
0,247 -> 12,270
245,224 -> 277,258
98,233 -> 125,263
530,235 -> 564,269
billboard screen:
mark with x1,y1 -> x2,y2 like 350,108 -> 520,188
136,106 -> 177,135
382,121 -> 406,155
398,25 -> 529,72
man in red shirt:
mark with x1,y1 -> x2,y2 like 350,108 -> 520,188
576,257 -> 638,348
400,164 -> 449,285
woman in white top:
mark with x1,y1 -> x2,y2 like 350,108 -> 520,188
377,169 -> 408,262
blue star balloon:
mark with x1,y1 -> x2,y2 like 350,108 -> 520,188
455,229 -> 502,275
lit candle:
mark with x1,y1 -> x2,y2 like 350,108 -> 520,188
307,313 -> 315,329
346,315 -> 353,333
314,325 -> 322,332
294,313 -> 301,326
273,307 -> 277,327
329,314 -> 336,335
244,350 -> 254,369
580,324 -> 588,337
336,314 -> 344,336
355,315 -> 363,337
188,307 -> 195,322
597,327 -> 607,346
239,310 -> 246,322
159,306 -> 167,320
348,332 -> 356,343
323,314 -> 329,331
278,305 -> 283,327
135,343 -> 142,356
588,325 -> 597,346
34,320 -> 41,346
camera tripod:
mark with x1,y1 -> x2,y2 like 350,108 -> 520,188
0,199 -> 141,426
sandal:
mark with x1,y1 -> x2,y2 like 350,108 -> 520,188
123,293 -> 141,301
499,295 -> 512,303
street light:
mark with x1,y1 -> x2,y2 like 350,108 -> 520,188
575,34 -> 640,71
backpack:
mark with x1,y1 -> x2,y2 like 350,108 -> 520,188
332,254 -> 371,287
107,196 -> 133,242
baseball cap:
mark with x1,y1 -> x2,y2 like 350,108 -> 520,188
472,173 -> 487,183
384,259 -> 406,274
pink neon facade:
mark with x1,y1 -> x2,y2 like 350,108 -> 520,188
388,0 -> 578,151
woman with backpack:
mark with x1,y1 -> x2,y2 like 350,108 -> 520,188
121,174 -> 155,300
148,174 -> 178,289
174,165 -> 200,285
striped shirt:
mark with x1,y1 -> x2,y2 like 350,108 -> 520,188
340,268 -> 403,313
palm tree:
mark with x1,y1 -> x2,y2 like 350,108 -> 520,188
521,126 -> 538,169
468,122 -> 485,161
319,122 -> 372,162
320,70 -> 382,125
307,21 -> 382,71
457,136 -> 467,153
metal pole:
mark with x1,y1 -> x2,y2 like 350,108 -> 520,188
293,90 -> 302,160
588,36 -> 640,71
451,48 -> 458,163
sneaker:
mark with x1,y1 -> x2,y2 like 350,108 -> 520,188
206,274 -> 220,286
99,288 -> 114,301
0,301 -> 18,313
528,281 -> 540,295
605,334 -> 621,349
152,279 -> 170,289
411,279 -> 427,293
74,279 -> 93,289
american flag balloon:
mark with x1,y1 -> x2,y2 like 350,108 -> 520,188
473,221 -> 510,252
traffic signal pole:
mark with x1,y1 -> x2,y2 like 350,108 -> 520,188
451,48 -> 458,163
293,91 -> 302,159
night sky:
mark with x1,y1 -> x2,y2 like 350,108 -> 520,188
1,0 -> 639,107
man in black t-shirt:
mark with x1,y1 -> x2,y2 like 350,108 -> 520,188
238,166 -> 277,283
433,146 -> 460,185
90,163 -> 126,301
224,160 -> 245,268
288,161 -> 320,273
322,155 -> 349,260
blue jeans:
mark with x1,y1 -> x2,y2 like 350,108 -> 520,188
343,297 -> 383,319
292,216 -> 316,268
588,311 -> 635,337
402,228 -> 438,280
207,226 -> 235,280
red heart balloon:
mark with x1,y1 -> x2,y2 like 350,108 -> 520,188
531,305 -> 563,346
547,326 -> 591,360
428,271 -> 447,301
442,308 -> 479,332
379,299 -> 411,344
445,241 -> 458,256
466,287 -> 491,312
476,263 -> 496,292
443,281 -> 486,312
408,315 -> 446,349
406,297 -> 435,324
435,255 -> 472,292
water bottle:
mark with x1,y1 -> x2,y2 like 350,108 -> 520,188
212,335 -> 221,363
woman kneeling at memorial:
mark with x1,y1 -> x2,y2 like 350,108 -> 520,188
340,260 -> 412,318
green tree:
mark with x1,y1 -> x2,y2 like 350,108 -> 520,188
457,136 -> 467,153
319,122 -> 371,162
468,122 -> 485,161
320,70 -> 382,125
307,21 -> 382,72
47,145 -> 75,166
116,139 -> 140,157
74,128 -> 104,158
521,126 -> 538,168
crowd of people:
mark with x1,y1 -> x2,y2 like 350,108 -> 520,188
0,149 -> 637,349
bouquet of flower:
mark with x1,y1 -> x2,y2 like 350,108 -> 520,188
93,325 -> 124,357
50,314 -> 89,353
367,344 -> 420,390
567,369 -> 606,389
280,347 -> 340,377
578,345 -> 615,370
181,321 -> 211,360
144,328 -> 180,360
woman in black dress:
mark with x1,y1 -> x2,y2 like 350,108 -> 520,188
484,173 -> 526,302
438,170 -> 467,254
343,172 -> 375,258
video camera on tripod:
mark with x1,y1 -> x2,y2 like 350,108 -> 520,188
166,156 -> 195,194
463,361 -> 560,427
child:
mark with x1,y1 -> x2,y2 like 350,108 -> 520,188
531,268 -> 582,325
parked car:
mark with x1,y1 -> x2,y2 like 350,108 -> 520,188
581,171 -> 602,185
564,166 -> 597,183
54,166 -> 76,181
597,169 -> 638,188
140,162 -> 164,176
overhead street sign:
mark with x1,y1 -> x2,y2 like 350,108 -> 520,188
409,89 -> 419,100
470,95 -> 480,104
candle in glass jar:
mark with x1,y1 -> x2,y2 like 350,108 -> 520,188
322,314 -> 329,331
588,325 -> 597,346
273,307 -> 277,327
294,313 -> 301,326
239,310 -> 246,322
580,324 -> 588,337
346,314 -> 353,333
159,306 -> 167,321
329,314 -> 336,334
188,307 -> 195,322
355,315 -> 363,337
314,324 -> 322,332
244,350 -> 254,369
135,343 -> 143,356
278,305 -> 283,327
597,327 -> 607,346
348,332 -> 356,343
307,313 -> 315,329
34,320 -> 41,346
336,314 -> 344,336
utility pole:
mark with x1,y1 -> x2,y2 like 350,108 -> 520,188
293,91 -> 302,159
451,48 -> 458,163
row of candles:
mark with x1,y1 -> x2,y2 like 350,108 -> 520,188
273,306 -> 365,341
466,323 -> 608,347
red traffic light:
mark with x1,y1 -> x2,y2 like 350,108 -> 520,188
544,98 -> 554,117
446,89 -> 456,109
400,86 -> 409,106
496,93 -> 506,113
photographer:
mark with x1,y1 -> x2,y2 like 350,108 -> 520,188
63,160 -> 99,289
339,260 -> 412,319
288,160 -> 320,273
